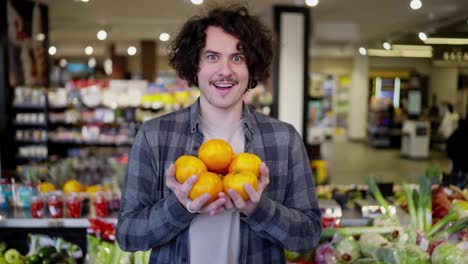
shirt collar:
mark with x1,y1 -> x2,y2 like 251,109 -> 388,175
189,97 -> 255,138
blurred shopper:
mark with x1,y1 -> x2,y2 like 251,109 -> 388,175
446,118 -> 468,189
438,102 -> 459,140
116,4 -> 321,263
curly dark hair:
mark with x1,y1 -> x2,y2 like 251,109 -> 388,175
168,4 -> 273,89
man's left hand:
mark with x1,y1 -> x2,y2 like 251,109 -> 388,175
221,162 -> 270,216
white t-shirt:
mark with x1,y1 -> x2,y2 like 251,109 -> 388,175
189,116 -> 244,264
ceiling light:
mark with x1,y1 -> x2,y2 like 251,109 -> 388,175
48,46 -> 57,55
424,38 -> 468,45
410,0 -> 422,10
97,30 -> 107,40
367,49 -> 432,58
104,59 -> 112,75
359,47 -> 367,56
85,46 -> 94,55
191,0 -> 203,5
81,0 -> 89,2
127,46 -> 137,56
305,0 -> 319,7
36,33 -> 45,41
59,59 -> 67,68
383,42 -> 392,50
418,32 -> 427,41
392,45 -> 432,51
159,33 -> 170,42
88,58 -> 96,68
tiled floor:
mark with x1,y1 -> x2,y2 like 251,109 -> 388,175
321,141 -> 450,185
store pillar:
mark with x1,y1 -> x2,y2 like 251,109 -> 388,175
272,6 -> 310,141
348,52 -> 370,140
109,43 -> 127,79
140,40 -> 157,82
430,67 -> 458,105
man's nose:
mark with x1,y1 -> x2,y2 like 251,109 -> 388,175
217,59 -> 233,76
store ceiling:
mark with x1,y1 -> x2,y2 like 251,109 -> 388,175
43,0 -> 468,57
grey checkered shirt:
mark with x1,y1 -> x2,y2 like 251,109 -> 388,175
116,99 -> 322,263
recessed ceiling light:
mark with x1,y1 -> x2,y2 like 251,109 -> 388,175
48,46 -> 57,55
159,33 -> 170,42
85,46 -> 94,55
127,46 -> 137,56
383,42 -> 392,50
418,32 -> 427,41
359,47 -> 367,56
81,0 -> 89,2
191,0 -> 203,5
88,58 -> 96,68
36,33 -> 45,41
97,30 -> 107,40
59,59 -> 67,68
305,0 -> 319,7
410,0 -> 422,10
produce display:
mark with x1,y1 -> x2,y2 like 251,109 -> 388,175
174,139 -> 262,203
0,234 -> 82,264
286,173 -> 468,264
87,218 -> 151,264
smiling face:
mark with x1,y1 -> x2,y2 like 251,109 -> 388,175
197,26 -> 250,113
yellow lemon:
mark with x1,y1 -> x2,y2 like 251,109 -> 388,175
39,182 -> 56,193
63,180 -> 82,194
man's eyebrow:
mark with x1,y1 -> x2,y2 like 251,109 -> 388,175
203,50 -> 220,55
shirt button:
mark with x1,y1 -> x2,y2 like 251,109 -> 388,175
181,257 -> 187,263
193,146 -> 199,151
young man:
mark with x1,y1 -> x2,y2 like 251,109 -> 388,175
116,5 -> 322,263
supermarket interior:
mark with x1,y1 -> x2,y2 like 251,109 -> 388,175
0,0 -> 467,263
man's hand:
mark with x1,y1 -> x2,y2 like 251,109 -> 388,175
165,164 -> 227,215
224,162 -> 270,216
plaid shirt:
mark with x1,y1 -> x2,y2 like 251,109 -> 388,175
116,99 -> 322,263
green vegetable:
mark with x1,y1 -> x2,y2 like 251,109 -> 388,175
96,241 -> 113,264
358,233 -> 389,258
37,247 -> 55,259
0,256 -> 7,264
284,250 -> 300,262
354,258 -> 378,263
119,252 -> 132,264
431,242 -> 468,264
4,248 -> 21,263
372,214 -> 399,227
334,236 -> 360,263
375,245 -> 407,264
143,250 -> 151,264
402,183 -> 417,228
405,244 -> 430,264
323,226 -> 399,237
417,175 -> 432,233
427,200 -> 468,237
134,251 -> 145,264
365,176 -> 392,216
0,243 -> 6,255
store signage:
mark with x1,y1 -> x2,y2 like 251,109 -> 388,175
433,46 -> 468,62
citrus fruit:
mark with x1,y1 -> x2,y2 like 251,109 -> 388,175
223,170 -> 258,201
228,152 -> 262,177
39,182 -> 56,193
63,180 -> 82,194
189,171 -> 223,205
174,155 -> 207,183
198,139 -> 234,173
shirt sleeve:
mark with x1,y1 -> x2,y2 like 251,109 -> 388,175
116,125 -> 195,251
241,128 -> 322,252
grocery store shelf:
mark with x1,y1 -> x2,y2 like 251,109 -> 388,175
0,209 -> 117,228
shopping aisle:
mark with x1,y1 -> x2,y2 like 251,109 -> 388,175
322,141 -> 450,185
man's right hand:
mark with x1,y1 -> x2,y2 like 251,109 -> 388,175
165,164 -> 227,215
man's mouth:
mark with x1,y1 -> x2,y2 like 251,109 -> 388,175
211,81 -> 237,90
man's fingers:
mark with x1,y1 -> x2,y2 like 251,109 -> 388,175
190,193 -> 211,211
228,189 -> 246,209
259,162 -> 270,188
219,192 -> 234,210
200,196 -> 226,213
165,164 -> 177,190
180,175 -> 198,197
244,184 -> 259,203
